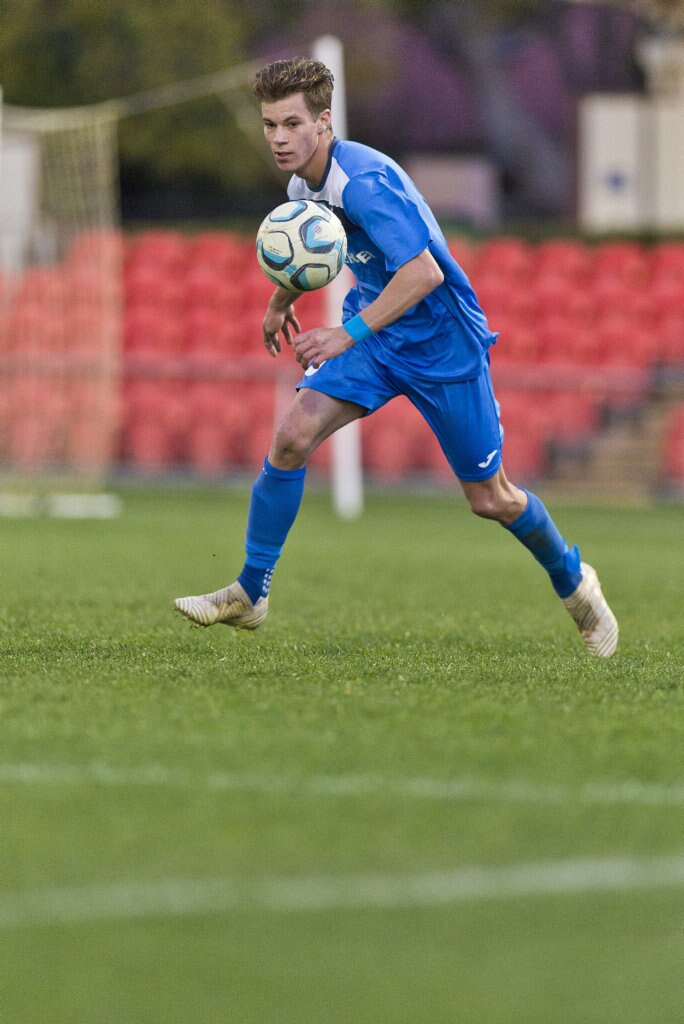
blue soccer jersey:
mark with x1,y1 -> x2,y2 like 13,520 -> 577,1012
288,138 -> 497,382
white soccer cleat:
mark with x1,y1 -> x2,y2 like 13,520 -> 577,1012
174,581 -> 268,631
561,562 -> 618,657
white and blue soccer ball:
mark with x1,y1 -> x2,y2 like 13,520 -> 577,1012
256,200 -> 347,292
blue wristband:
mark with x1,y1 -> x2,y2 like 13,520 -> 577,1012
343,314 -> 373,344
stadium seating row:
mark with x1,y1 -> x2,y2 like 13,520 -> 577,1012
111,381 -> 601,480
0,230 -> 682,483
3,233 -> 682,368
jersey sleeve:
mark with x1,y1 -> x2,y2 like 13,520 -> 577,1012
342,169 -> 431,272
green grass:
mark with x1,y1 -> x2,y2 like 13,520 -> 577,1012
1,486 -> 683,1024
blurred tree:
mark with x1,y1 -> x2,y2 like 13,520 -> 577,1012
0,0 -> 273,202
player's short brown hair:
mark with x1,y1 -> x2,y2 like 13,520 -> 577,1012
253,58 -> 334,118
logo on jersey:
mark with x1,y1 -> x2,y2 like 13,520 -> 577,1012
346,250 -> 375,265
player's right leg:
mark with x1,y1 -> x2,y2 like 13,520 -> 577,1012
174,388 -> 364,630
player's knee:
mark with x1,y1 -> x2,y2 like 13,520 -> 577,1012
270,422 -> 314,468
468,491 -> 505,522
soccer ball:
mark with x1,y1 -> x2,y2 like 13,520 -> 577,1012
256,200 -> 347,292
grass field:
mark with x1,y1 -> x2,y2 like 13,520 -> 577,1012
1,485 -> 683,1024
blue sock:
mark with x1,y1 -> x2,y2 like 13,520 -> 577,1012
237,457 -> 306,603
505,489 -> 583,598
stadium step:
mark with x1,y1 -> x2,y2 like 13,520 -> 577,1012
547,388 -> 684,499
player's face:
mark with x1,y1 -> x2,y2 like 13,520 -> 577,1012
261,93 -> 331,184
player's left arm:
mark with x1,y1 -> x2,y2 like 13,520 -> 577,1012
292,249 -> 443,369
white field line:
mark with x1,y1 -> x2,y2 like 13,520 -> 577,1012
1,854 -> 684,930
0,761 -> 684,807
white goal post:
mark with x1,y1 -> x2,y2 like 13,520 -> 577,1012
312,36 -> 364,520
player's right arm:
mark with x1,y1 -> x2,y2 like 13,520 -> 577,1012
262,286 -> 302,357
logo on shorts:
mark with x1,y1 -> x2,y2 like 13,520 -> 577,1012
478,449 -> 498,469
304,361 -> 326,376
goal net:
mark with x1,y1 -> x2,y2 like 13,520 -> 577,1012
0,98 -> 122,509
0,45 -> 363,516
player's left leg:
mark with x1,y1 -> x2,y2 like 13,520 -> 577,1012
460,469 -> 618,656
407,367 -> 618,656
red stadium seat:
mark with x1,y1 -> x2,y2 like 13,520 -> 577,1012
238,311 -> 267,354
476,238 -> 534,281
124,262 -> 183,311
243,417 -> 276,470
183,307 -> 229,356
294,288 -> 327,325
534,239 -> 591,280
184,263 -> 244,315
419,430 -> 457,481
7,303 -> 63,354
124,304 -> 183,356
530,272 -> 577,317
595,313 -> 655,367
186,380 -> 246,435
649,278 -> 684,320
362,399 -> 426,480
472,275 -> 519,329
494,323 -> 540,363
498,390 -> 550,439
363,423 -> 420,479
240,382 -> 278,470
662,405 -> 684,484
7,375 -> 75,469
126,420 -> 176,471
8,416 -> 55,468
531,272 -> 597,328
564,285 -> 597,327
543,391 -> 599,439
589,276 -> 631,313
66,384 -> 119,471
14,267 -> 68,308
123,379 -> 166,420
656,312 -> 684,365
501,430 -> 546,481
564,326 -> 601,365
122,379 -> 183,468
186,421 -> 231,474
128,231 -> 187,272
68,261 -> 122,307
65,305 -> 115,359
651,242 -> 684,284
188,232 -> 249,274
243,265 -> 276,312
306,437 -> 332,475
535,314 -> 579,363
593,240 -> 649,284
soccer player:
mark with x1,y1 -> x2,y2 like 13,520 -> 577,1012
175,57 -> 618,657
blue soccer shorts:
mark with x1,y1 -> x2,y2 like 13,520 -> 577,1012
297,340 -> 504,482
